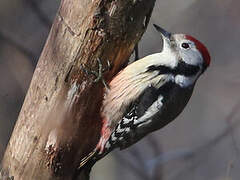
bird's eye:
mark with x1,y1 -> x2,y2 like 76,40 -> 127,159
181,43 -> 190,49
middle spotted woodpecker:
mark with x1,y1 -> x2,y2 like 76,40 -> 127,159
79,24 -> 211,168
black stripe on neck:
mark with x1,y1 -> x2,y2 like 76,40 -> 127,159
147,61 -> 200,76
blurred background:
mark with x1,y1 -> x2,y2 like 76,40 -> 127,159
0,0 -> 240,179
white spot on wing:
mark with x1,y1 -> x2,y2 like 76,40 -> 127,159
116,126 -> 125,133
123,117 -> 133,124
125,127 -> 130,133
138,119 -> 152,127
105,142 -> 111,149
111,132 -> 117,141
134,95 -> 163,125
119,137 -> 123,140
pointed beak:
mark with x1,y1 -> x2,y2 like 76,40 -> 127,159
153,24 -> 171,40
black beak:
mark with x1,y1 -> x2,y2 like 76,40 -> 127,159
153,24 -> 171,40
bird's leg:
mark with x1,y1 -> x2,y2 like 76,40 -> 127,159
80,58 -> 112,90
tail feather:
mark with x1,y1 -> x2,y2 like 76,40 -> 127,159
78,150 -> 97,170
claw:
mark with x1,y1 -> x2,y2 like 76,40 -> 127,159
103,60 -> 112,72
81,58 -> 111,90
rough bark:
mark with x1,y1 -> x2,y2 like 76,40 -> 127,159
1,0 -> 156,179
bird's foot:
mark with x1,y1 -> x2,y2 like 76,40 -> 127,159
81,58 -> 112,90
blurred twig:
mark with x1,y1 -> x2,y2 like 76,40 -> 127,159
225,160 -> 234,180
128,148 -> 146,168
0,0 -> 52,62
226,102 -> 240,160
167,102 -> 240,180
146,136 -> 163,180
115,136 -> 163,180
147,135 -> 161,157
114,152 -> 151,180
24,0 -> 52,28
0,31 -> 36,60
194,103 -> 240,155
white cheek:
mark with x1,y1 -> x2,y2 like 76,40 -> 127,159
180,49 -> 203,66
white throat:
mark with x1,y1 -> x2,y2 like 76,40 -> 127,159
174,72 -> 200,87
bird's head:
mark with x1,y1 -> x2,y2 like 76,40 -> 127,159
153,24 -> 211,73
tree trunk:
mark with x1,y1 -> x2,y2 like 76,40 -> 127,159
1,0 -> 156,179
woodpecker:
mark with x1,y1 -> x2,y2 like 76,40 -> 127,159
79,24 -> 210,168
